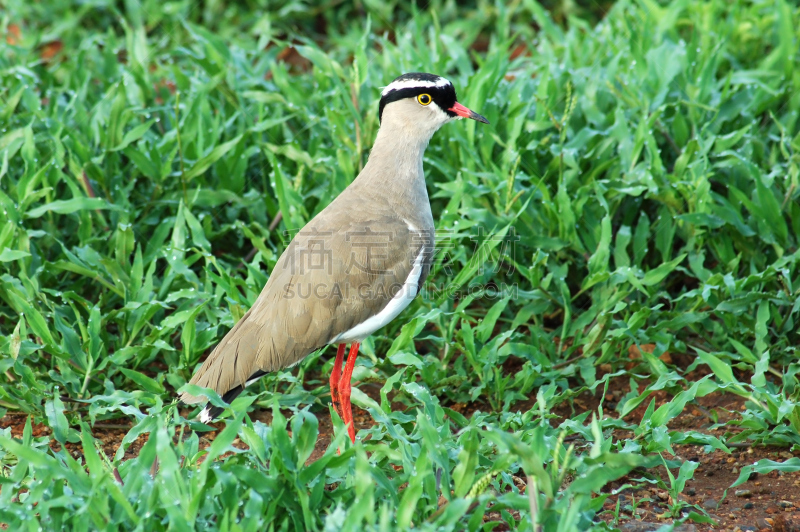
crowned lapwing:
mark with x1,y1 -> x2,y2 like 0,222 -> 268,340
181,72 -> 488,442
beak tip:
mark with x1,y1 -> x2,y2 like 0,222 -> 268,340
450,101 -> 489,125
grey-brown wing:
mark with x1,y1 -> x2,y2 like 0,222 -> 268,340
180,211 -> 432,404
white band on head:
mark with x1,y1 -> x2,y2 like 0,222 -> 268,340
381,77 -> 451,96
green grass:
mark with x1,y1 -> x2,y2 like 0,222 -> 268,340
1,0 -> 800,530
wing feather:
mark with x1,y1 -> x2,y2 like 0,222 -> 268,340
180,204 -> 433,405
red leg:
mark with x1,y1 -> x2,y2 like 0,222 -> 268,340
330,344 -> 346,422
337,342 -> 360,443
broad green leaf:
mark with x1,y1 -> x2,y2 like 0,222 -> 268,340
119,368 -> 165,394
0,249 -> 31,261
730,458 -> 800,488
111,119 -> 156,151
25,198 -> 123,218
183,134 -> 244,181
44,391 -> 70,445
641,253 -> 687,286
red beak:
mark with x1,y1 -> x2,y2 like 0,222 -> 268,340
448,101 -> 489,124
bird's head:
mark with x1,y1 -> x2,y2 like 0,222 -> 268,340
378,72 -> 489,133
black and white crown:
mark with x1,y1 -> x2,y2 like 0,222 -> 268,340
378,72 -> 457,122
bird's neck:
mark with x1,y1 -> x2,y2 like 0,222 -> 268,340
368,122 -> 434,179
353,122 -> 436,215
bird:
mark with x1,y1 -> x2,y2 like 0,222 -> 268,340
180,72 -> 489,443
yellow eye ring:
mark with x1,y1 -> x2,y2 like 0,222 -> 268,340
417,93 -> 432,106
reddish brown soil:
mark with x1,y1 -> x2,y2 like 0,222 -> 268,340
567,379 -> 800,532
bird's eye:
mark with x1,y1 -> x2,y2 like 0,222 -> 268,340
417,93 -> 432,106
